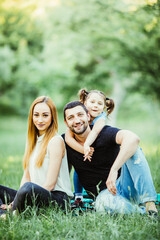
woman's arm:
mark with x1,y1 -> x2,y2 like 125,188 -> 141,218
42,136 -> 65,191
65,127 -> 84,154
84,118 -> 105,160
106,129 -> 140,195
20,168 -> 31,187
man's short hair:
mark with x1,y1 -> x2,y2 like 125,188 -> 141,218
63,101 -> 88,120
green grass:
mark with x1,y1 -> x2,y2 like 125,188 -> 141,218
0,209 -> 160,240
0,116 -> 160,240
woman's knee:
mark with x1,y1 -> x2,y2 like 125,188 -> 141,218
17,182 -> 33,199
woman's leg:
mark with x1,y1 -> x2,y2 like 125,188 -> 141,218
50,190 -> 70,210
0,185 -> 17,215
12,182 -> 69,212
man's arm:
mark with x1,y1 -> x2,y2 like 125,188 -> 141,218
106,130 -> 140,195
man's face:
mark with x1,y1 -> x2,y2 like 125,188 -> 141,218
64,106 -> 90,135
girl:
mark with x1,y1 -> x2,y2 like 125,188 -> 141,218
65,89 -> 114,205
0,96 -> 73,218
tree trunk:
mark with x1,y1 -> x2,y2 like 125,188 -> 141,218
107,79 -> 125,127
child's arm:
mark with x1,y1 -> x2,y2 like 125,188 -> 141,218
65,128 -> 84,154
84,118 -> 105,160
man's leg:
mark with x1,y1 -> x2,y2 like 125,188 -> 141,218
119,147 -> 157,208
95,188 -> 146,214
95,147 -> 157,214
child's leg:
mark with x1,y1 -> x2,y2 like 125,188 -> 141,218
73,170 -> 83,200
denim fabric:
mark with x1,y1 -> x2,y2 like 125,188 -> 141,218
73,170 -> 83,194
95,147 -> 157,214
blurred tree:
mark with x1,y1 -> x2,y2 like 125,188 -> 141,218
43,0 -> 122,101
0,0 -> 43,114
114,0 -> 160,102
0,0 -> 160,116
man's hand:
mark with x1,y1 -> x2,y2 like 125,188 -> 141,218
106,168 -> 118,195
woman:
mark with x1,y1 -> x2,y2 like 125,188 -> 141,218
0,96 -> 73,217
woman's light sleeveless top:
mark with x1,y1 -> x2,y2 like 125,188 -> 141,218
29,134 -> 73,197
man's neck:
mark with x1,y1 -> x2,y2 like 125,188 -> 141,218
74,126 -> 91,145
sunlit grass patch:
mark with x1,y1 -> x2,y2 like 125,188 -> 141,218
0,154 -> 23,189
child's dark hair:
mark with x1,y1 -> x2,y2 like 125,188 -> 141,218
78,88 -> 114,116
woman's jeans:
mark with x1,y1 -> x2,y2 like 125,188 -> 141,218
95,147 -> 157,214
0,182 -> 69,214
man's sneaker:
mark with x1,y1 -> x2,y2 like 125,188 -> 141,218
71,198 -> 84,209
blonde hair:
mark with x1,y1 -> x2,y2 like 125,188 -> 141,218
78,89 -> 114,116
23,96 -> 58,169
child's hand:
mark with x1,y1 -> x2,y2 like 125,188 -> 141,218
84,146 -> 94,161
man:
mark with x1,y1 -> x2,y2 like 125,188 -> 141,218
63,101 -> 158,215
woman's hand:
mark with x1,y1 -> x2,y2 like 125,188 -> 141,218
0,201 -> 13,210
106,168 -> 118,195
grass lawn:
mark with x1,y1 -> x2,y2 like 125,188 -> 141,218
0,116 -> 160,240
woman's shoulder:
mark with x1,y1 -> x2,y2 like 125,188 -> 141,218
47,134 -> 65,157
48,134 -> 64,148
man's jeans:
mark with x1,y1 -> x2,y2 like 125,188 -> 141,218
95,147 -> 157,214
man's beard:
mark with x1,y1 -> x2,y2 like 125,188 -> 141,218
71,122 -> 88,135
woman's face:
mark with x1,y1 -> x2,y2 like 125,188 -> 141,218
33,102 -> 52,136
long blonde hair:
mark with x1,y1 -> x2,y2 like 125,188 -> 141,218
23,96 -> 58,169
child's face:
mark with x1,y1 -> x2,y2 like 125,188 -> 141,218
85,92 -> 105,119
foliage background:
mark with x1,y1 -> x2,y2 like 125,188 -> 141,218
0,0 -> 160,196
0,1 -> 160,239
0,0 -> 160,114
0,0 -> 160,187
